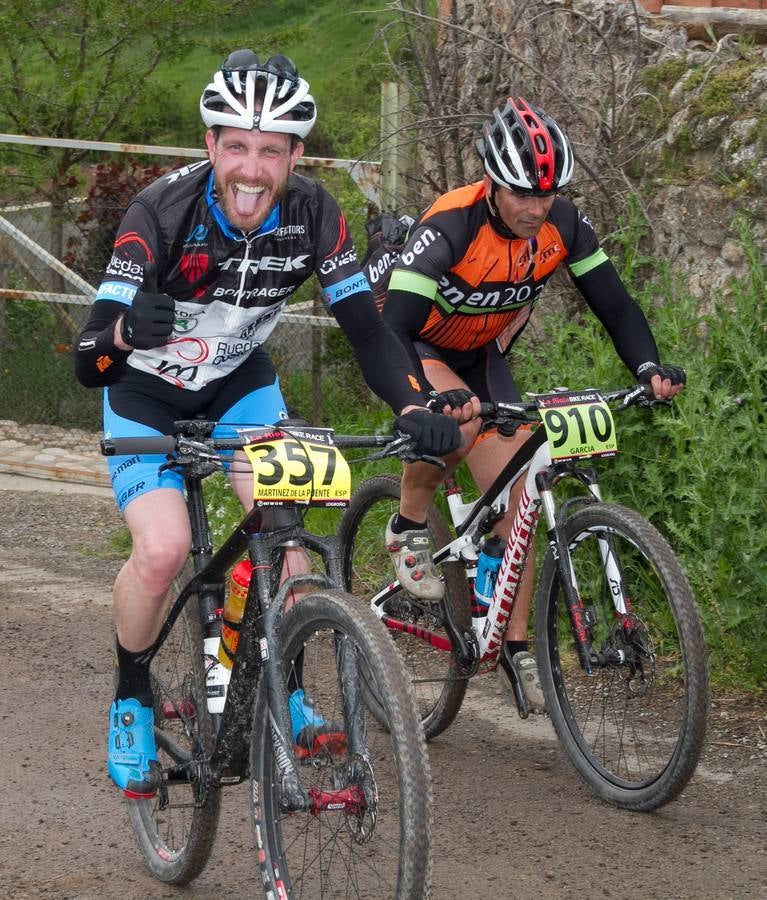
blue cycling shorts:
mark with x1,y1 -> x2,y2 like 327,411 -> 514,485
104,350 -> 288,513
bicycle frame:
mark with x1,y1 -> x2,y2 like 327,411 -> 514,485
149,463 -> 360,814
368,423 -> 633,675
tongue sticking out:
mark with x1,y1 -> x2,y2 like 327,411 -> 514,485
233,184 -> 264,218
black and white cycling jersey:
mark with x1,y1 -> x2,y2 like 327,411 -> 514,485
75,160 -> 424,411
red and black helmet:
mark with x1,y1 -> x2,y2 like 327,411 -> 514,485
476,97 -> 574,195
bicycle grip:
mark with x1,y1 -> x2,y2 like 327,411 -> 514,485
100,436 -> 177,456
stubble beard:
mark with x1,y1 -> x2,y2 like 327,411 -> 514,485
214,172 -> 290,233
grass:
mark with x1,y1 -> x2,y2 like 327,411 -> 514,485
150,1 -> 393,158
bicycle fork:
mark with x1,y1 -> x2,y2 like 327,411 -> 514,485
536,464 -> 633,674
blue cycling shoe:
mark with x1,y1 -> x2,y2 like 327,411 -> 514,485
288,689 -> 347,759
107,698 -> 160,798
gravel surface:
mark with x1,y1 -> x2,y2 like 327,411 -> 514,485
0,487 -> 764,899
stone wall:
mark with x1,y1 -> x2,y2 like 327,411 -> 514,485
427,1 -> 767,295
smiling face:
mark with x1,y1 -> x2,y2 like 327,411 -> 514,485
483,175 -> 556,239
205,126 -> 304,232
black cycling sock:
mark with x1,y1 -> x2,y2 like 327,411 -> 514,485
391,513 -> 427,533
504,640 -> 529,657
114,639 -> 153,707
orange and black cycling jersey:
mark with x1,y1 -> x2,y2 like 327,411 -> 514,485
388,181 -> 608,352
383,181 -> 659,378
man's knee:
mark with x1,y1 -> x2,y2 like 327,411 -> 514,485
124,490 -> 191,592
130,533 -> 190,592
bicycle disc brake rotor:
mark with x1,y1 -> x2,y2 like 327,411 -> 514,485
339,754 -> 378,844
611,614 -> 656,696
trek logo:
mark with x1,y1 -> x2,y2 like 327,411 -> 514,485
184,223 -> 209,243
398,228 -> 438,267
219,254 -> 309,274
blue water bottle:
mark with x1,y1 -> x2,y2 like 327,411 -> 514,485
473,535 -> 506,618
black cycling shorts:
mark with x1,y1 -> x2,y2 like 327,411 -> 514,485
414,340 -> 522,403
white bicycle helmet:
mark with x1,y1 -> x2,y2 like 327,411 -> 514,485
477,97 -> 574,195
200,49 -> 316,139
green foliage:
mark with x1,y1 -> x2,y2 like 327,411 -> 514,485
0,300 -> 100,428
513,214 -> 767,691
147,0 -> 393,155
691,61 -> 758,119
640,57 -> 688,94
0,0 -> 239,203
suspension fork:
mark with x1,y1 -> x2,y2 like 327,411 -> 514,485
248,530 -> 310,812
566,467 -> 633,618
536,466 -> 597,675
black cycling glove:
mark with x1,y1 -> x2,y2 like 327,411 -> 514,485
427,388 -> 476,414
636,363 -> 687,387
120,262 -> 176,350
393,409 -> 462,456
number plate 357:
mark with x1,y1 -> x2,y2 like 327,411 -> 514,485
242,428 -> 351,507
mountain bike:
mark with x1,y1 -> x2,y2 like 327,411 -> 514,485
101,418 -> 432,899
339,384 -> 709,811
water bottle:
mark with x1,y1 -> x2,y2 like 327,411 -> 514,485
473,535 -> 505,623
204,623 -> 230,715
218,559 -> 253,669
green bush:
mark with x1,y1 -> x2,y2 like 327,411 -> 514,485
513,216 -> 766,691
0,300 -> 100,429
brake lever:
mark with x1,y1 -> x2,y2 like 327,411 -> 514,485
399,451 -> 447,469
377,433 -> 447,469
622,384 -> 655,409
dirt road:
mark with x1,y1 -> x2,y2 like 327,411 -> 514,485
0,484 -> 764,899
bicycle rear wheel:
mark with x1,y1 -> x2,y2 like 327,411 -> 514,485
339,474 -> 470,739
536,503 -> 709,811
126,568 -> 222,883
251,589 -> 432,899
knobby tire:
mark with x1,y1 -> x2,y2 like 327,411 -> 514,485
125,566 -> 222,883
536,503 -> 709,811
250,589 -> 432,899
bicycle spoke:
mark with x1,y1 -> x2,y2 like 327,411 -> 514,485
538,504 -> 708,810
251,590 -> 432,898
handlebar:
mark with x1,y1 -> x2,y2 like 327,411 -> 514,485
99,385 -> 660,464
101,435 -> 178,456
370,383 -> 660,463
100,424 -> 394,459
476,383 -> 658,431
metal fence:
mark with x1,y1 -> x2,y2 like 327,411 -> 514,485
0,135 -> 386,474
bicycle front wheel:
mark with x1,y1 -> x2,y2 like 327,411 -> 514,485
536,503 -> 709,811
126,568 -> 222,883
339,474 -> 470,739
251,589 -> 432,899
